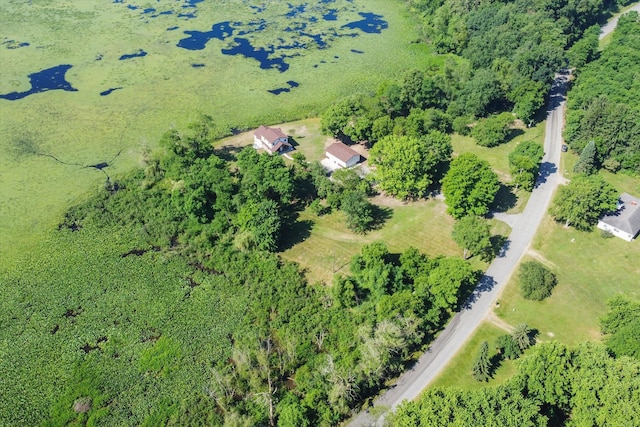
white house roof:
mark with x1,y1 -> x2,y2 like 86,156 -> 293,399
599,192 -> 640,237
254,125 -> 287,144
326,142 -> 359,163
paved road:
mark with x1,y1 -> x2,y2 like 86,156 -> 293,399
599,3 -> 640,40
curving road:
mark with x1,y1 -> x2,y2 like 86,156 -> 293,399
349,5 -> 639,425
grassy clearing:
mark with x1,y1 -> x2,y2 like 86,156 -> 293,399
0,0 -> 432,264
495,214 -> 640,345
216,117 -> 329,162
429,322 -> 518,390
451,122 -> 545,181
282,199 -> 461,285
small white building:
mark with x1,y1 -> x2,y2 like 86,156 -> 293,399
325,142 -> 360,169
597,192 -> 640,242
253,125 -> 292,155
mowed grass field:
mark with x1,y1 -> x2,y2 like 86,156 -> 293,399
429,321 -> 519,390
0,0 -> 433,264
282,199 -> 459,285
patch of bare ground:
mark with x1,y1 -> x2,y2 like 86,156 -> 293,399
486,310 -> 514,333
526,249 -> 556,269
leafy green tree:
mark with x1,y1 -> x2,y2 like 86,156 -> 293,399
471,112 -> 514,147
509,80 -> 546,123
549,174 -> 618,230
236,148 -> 294,205
370,115 -> 394,143
600,296 -> 640,360
448,69 -> 503,118
321,98 -> 368,141
234,199 -> 281,251
350,242 -> 398,300
518,261 -> 557,301
441,153 -> 500,218
567,25 -> 600,70
277,395 -> 309,427
392,384 -> 547,426
451,215 -> 492,260
472,341 -> 492,382
340,191 -> 374,234
573,140 -> 598,174
369,132 -> 452,200
422,256 -> 477,312
509,141 -> 544,191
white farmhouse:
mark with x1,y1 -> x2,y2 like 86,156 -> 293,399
325,142 -> 360,169
597,192 -> 640,242
253,125 -> 292,155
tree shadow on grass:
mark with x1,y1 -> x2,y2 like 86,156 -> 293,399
278,218 -> 313,251
491,184 -> 517,213
215,144 -> 244,162
505,128 -> 524,144
369,204 -> 393,231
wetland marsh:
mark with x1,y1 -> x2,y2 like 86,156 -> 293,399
0,0 -> 431,262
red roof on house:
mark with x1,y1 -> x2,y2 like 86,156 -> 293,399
254,125 -> 287,144
326,142 -> 360,163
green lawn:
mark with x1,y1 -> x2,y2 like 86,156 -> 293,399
429,322 -> 519,391
216,118 -> 329,162
451,122 -> 545,180
495,215 -> 640,345
282,199 -> 461,285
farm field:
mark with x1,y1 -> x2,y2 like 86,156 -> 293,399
0,0 -> 432,264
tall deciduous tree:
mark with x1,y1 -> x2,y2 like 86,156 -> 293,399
451,215 -> 492,260
518,261 -> 557,301
549,174 -> 618,230
509,141 -> 544,191
441,153 -> 500,218
369,132 -> 452,200
471,112 -> 514,147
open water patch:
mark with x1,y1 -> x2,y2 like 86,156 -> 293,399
99,87 -> 123,96
342,12 -> 388,33
177,21 -> 234,50
222,38 -> 289,72
268,80 -> 299,95
2,39 -> 30,49
191,63 -> 205,68
0,64 -> 78,101
119,49 -> 147,60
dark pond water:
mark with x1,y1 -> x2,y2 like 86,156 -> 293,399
119,49 -> 147,60
100,87 -> 123,96
222,38 -> 290,72
342,12 -> 388,33
177,21 -> 234,50
191,63 -> 205,68
351,49 -> 364,54
3,39 -> 30,49
268,80 -> 300,95
0,64 -> 77,101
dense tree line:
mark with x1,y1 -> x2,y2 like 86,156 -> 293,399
565,12 -> 640,174
392,341 -> 640,426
